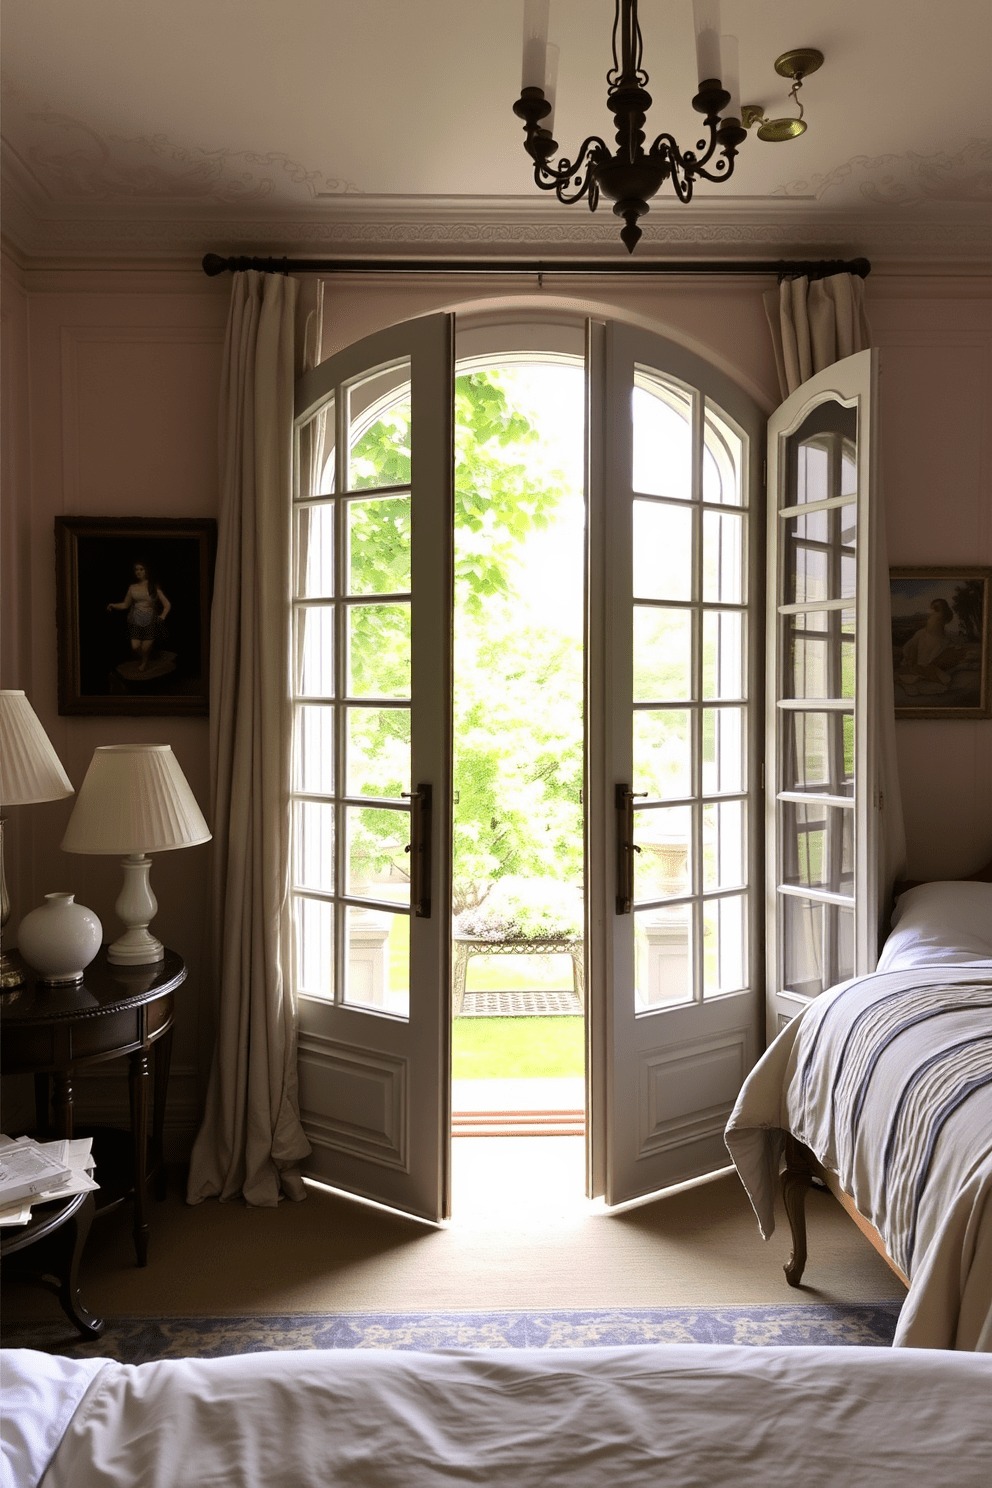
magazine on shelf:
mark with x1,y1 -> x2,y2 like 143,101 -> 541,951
0,1135 -> 98,1226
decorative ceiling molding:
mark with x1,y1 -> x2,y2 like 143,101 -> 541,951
775,137 -> 992,206
3,149 -> 989,270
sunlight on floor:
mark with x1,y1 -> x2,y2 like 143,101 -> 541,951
450,1135 -> 602,1231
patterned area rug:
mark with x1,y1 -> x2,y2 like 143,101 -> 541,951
3,1303 -> 903,1362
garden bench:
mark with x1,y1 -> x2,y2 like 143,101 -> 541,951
452,934 -> 584,1015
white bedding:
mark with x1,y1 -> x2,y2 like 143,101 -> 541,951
726,964 -> 992,1351
3,1344 -> 991,1488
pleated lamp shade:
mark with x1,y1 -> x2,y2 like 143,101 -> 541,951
0,690 -> 74,805
61,744 -> 210,855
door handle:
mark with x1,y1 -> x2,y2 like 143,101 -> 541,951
615,784 -> 646,915
402,785 -> 432,918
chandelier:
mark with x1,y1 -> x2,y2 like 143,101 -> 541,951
512,0 -> 748,253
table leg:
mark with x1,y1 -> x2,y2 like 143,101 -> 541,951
53,1073 -> 74,1139
152,1027 -> 173,1201
129,1049 -> 151,1267
57,1192 -> 105,1338
571,948 -> 585,1009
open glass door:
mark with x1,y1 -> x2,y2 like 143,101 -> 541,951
765,350 -> 879,1036
292,314 -> 454,1222
591,321 -> 763,1204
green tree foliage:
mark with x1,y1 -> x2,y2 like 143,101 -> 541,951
347,369 -> 583,911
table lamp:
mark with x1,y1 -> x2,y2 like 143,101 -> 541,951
0,690 -> 75,989
61,744 -> 211,966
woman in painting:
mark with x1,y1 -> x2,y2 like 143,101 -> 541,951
895,596 -> 966,696
107,559 -> 172,673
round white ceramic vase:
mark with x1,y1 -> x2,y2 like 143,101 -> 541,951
17,892 -> 103,985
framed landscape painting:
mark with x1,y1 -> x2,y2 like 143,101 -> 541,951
55,517 -> 217,716
889,566 -> 991,719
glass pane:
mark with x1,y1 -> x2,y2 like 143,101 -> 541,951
703,401 -> 743,506
345,905 -> 409,1017
346,706 -> 410,798
781,711 -> 854,797
632,374 -> 693,500
635,905 -> 692,1010
783,504 -> 857,604
348,602 -> 411,698
347,362 -> 412,491
702,610 -> 743,699
782,802 -> 854,893
784,609 -> 855,700
633,607 -> 692,702
346,805 -> 410,904
295,503 -> 334,599
704,895 -> 745,996
293,800 -> 334,893
795,442 -> 830,505
633,709 -> 690,801
347,494 -> 411,596
298,400 -> 335,500
702,510 -> 744,604
294,704 -> 335,794
784,400 -> 858,508
295,895 -> 334,1000
632,500 -> 693,601
295,606 -> 335,699
633,804 -> 692,902
782,894 -> 855,999
703,800 -> 744,890
702,707 -> 743,794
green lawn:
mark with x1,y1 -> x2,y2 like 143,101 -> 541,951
452,1016 -> 584,1080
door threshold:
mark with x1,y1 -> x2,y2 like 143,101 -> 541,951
452,1109 -> 585,1138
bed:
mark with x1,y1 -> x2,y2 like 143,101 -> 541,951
726,878 -> 992,1352
3,1341 -> 992,1488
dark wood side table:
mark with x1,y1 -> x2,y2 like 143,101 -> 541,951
1,947 -> 186,1267
1,1190 -> 104,1337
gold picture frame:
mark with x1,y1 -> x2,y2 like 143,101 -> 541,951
889,566 -> 991,719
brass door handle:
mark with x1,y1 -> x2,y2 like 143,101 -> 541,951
402,785 -> 432,918
615,784 -> 646,915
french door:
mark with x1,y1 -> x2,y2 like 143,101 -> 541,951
588,322 -> 764,1204
289,312 -> 835,1220
765,350 -> 880,1036
292,315 -> 453,1223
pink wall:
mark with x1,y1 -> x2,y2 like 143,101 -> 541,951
2,257 -> 989,1148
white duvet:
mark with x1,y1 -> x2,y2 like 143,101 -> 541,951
3,1344 -> 991,1488
726,964 -> 992,1351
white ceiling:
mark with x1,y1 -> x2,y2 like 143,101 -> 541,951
2,0 -> 990,266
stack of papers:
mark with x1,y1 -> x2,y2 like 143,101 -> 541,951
0,1134 -> 99,1228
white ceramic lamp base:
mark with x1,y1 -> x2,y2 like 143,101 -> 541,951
108,853 -> 165,965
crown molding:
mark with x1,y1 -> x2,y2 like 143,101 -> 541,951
2,164 -> 989,272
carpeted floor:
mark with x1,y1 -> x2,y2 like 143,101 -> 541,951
2,1137 -> 906,1346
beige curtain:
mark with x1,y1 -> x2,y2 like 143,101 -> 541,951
765,271 -> 907,937
187,270 -> 320,1207
764,272 -> 872,402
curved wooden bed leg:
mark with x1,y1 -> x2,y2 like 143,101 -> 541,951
782,1135 -> 814,1288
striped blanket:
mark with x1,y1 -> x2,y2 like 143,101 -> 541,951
725,966 -> 992,1351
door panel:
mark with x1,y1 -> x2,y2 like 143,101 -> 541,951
765,351 -> 878,1036
293,315 -> 453,1222
591,322 -> 763,1205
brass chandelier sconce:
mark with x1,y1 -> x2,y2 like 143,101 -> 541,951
742,49 -> 824,142
512,0 -> 748,254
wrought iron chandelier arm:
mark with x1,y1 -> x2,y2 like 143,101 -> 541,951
532,137 -> 610,205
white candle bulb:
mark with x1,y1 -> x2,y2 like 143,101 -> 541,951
721,34 -> 740,117
522,0 -> 551,91
692,0 -> 722,85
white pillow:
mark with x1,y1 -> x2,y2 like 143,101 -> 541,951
877,880 -> 992,972
0,1350 -> 110,1488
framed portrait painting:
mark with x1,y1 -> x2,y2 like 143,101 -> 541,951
889,566 -> 991,719
55,517 -> 217,716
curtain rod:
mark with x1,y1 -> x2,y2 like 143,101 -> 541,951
201,252 -> 870,282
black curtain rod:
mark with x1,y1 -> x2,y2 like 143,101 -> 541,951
202,252 -> 870,282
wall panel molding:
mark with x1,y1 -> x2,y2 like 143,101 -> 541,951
298,1034 -> 409,1171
